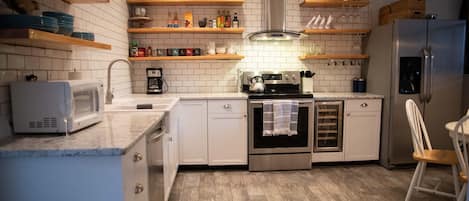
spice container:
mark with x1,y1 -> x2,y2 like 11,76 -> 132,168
171,48 -> 179,56
179,48 -> 186,56
186,48 -> 193,56
130,41 -> 139,57
157,49 -> 166,56
138,48 -> 146,57
193,48 -> 201,56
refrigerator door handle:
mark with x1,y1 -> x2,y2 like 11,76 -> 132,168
427,47 -> 434,103
420,48 -> 430,103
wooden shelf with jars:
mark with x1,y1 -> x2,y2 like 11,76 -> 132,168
129,54 -> 244,61
300,0 -> 369,8
128,27 -> 244,34
126,0 -> 244,6
299,54 -> 369,60
0,29 -> 112,50
302,29 -> 370,35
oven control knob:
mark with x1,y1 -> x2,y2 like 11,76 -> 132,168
291,75 -> 296,80
284,75 -> 289,80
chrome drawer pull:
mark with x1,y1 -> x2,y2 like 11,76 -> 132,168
135,183 -> 144,194
223,104 -> 232,109
133,153 -> 143,162
360,103 -> 368,108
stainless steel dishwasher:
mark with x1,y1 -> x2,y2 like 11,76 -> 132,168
146,116 -> 166,201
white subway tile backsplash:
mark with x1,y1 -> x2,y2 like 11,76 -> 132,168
7,55 -> 25,70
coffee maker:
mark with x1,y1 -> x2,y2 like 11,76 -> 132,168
146,68 -> 164,94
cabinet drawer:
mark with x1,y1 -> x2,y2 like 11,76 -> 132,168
345,99 -> 381,112
208,100 -> 246,114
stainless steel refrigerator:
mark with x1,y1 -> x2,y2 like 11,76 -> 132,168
366,19 -> 466,168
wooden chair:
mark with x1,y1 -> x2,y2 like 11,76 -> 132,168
452,114 -> 469,201
404,99 -> 460,201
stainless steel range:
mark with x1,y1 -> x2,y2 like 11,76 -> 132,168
242,71 -> 314,171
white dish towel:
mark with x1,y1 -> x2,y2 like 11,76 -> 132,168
263,100 -> 299,136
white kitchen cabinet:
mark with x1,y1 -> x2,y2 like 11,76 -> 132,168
343,99 -> 382,161
208,100 -> 247,165
122,136 -> 148,201
163,104 -> 179,200
178,100 -> 208,165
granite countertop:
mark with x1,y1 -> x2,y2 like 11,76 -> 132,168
313,93 -> 384,100
0,112 -> 164,158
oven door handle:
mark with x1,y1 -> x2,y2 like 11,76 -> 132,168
249,100 -> 313,104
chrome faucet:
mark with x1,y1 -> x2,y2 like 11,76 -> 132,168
106,59 -> 131,104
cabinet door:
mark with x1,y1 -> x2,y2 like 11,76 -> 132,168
208,113 -> 247,165
178,100 -> 208,165
344,111 -> 381,161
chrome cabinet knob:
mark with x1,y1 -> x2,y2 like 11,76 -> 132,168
360,103 -> 368,107
346,113 -> 351,117
168,136 -> 173,142
135,183 -> 144,194
223,104 -> 232,109
133,153 -> 143,162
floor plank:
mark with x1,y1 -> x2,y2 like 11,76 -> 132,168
170,164 -> 456,201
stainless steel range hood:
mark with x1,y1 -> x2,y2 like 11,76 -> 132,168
248,0 -> 304,41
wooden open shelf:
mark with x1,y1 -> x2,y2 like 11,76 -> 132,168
302,29 -> 371,35
62,0 -> 109,3
299,54 -> 369,60
129,54 -> 244,61
128,27 -> 244,34
0,29 -> 111,50
127,0 -> 243,6
300,0 -> 369,8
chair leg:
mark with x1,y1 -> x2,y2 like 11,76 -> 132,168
406,162 -> 422,201
416,162 -> 427,187
452,165 -> 460,198
457,183 -> 467,201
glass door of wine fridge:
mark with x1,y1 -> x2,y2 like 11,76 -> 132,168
314,101 -> 343,152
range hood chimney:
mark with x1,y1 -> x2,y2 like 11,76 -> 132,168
248,0 -> 304,41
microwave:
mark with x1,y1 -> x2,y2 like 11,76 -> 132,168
10,80 -> 104,134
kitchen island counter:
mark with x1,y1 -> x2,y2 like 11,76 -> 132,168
0,112 -> 164,158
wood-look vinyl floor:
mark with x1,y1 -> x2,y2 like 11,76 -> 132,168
169,164 -> 456,201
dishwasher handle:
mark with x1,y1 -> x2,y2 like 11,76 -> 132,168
150,127 -> 165,142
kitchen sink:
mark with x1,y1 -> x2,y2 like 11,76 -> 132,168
104,97 -> 179,112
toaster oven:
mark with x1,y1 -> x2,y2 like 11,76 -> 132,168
10,80 -> 104,134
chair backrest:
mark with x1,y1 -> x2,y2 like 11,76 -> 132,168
405,99 -> 432,155
452,115 -> 469,177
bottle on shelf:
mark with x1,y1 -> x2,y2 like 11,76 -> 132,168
146,46 -> 152,57
173,11 -> 179,28
216,10 -> 222,28
232,12 -> 239,28
167,11 -> 173,27
224,10 -> 231,28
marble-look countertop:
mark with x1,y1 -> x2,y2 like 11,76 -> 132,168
313,93 -> 384,100
0,112 -> 164,158
120,92 -> 382,100
125,93 -> 248,100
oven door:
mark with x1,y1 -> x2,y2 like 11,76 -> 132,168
248,99 -> 313,154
